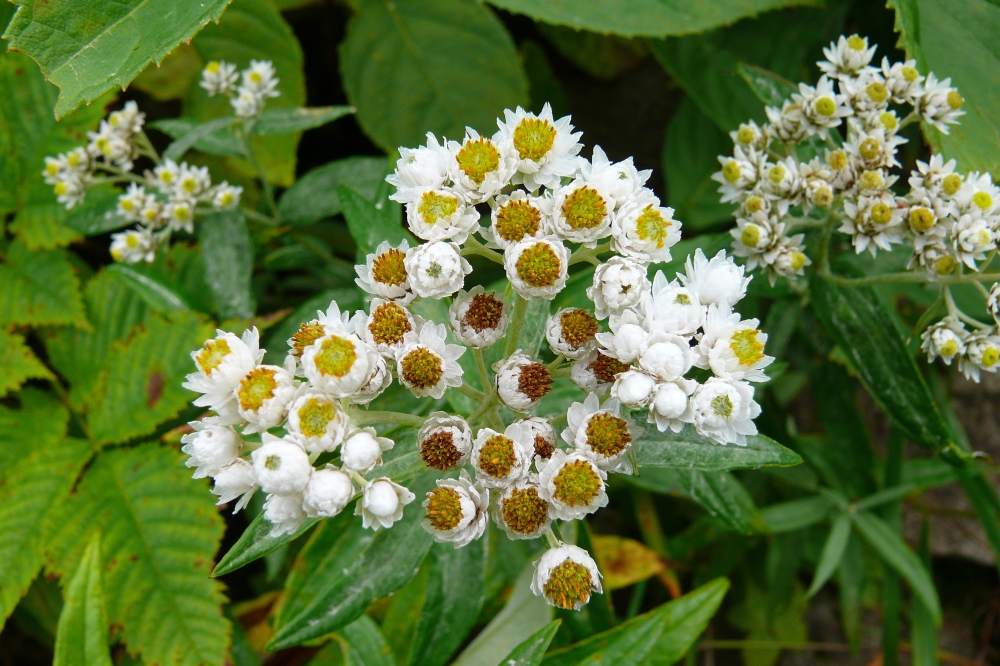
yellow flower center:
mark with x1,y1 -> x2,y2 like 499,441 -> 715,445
45,162 -> 59,176
237,367 -> 278,411
290,321 -> 325,358
812,186 -> 833,208
367,301 -> 412,346
942,174 -> 962,196
909,207 -> 935,232
902,65 -> 919,82
54,182 -> 69,196
218,191 -> 235,207
297,397 -> 338,438
981,347 -> 999,367
125,234 -> 139,248
314,335 -> 358,377
940,339 -> 958,357
120,198 -> 135,212
870,203 -> 893,225
790,251 -> 807,270
173,205 -> 191,221
401,347 -> 444,389
159,171 -> 174,184
847,35 -> 866,51
424,487 -> 465,531
635,205 -> 670,248
495,199 -> 541,243
736,126 -> 755,144
371,248 -> 407,287
456,137 -> 501,185
827,150 -> 848,170
543,560 -> 595,610
947,91 -> 963,110
418,191 -> 459,226
560,308 -> 598,348
973,192 -> 993,210
67,152 -> 82,168
515,242 -> 562,288
561,186 -> 607,230
501,486 -> 549,535
745,196 -> 765,213
730,328 -> 765,366
195,338 -> 232,374
768,164 -> 786,184
585,412 -> 631,458
589,352 -> 629,384
205,61 -> 221,74
935,254 -> 956,275
879,112 -> 898,130
249,71 -> 263,84
181,176 -> 198,193
722,160 -> 741,184
711,394 -> 733,418
478,434 -> 517,479
513,117 -> 556,162
552,459 -> 601,507
859,138 -> 881,161
420,430 -> 462,471
866,82 -> 889,104
859,170 -> 884,190
741,225 -> 761,248
815,97 -> 836,117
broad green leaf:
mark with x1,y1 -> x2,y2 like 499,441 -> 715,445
381,564 -> 431,664
0,329 -> 54,398
636,426 -> 801,471
889,0 -> 1000,177
199,209 -> 256,320
486,0 -> 815,38
277,156 -> 389,227
185,0 -> 305,186
536,23 -> 647,80
149,117 -> 246,158
850,511 -> 941,626
9,203 -> 81,250
736,62 -> 795,106
131,43 -> 203,102
642,577 -> 730,665
0,239 -> 86,328
628,468 -> 766,534
53,534 -> 113,666
497,621 -> 561,666
106,264 -> 192,312
810,278 -> 953,451
63,188 -> 129,236
44,444 -> 228,666
408,540 -> 486,666
806,513 -> 851,597
269,475 -> 437,650
339,615 -> 397,666
759,496 -> 832,533
340,0 -> 529,151
663,97 -> 734,230
0,388 -> 70,464
252,106 -> 354,135
0,433 -> 90,630
338,183 -> 410,258
214,513 -> 318,576
163,116 -> 239,162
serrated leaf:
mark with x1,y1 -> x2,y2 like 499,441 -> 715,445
252,106 -> 354,135
628,468 -> 766,534
806,513 -> 851,597
185,0 -> 305,186
340,0 -> 529,152
106,264 -> 192,312
9,202 -> 81,250
338,182 -> 410,258
213,513 -> 318,577
199,208 -> 255,320
497,620 -> 561,666
486,0 -> 815,38
0,434 -> 90,630
149,117 -> 246,158
277,156 -> 388,227
53,534 -> 113,666
0,328 -> 54,398
270,475 -> 437,650
3,0 -> 233,117
44,444 -> 229,666
636,425 -> 801,471
0,239 -> 86,328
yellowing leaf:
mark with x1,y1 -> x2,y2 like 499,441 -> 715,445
592,534 -> 666,590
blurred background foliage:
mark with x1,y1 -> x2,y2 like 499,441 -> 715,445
1,0 -> 999,665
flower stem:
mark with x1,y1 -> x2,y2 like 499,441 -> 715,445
473,348 -> 493,398
239,128 -> 280,221
135,130 -> 162,165
455,382 -> 485,402
351,470 -> 369,487
347,409 -> 426,428
569,241 -> 611,266
461,235 -> 504,264
542,526 -> 560,549
824,271 -> 1000,288
503,294 -> 529,358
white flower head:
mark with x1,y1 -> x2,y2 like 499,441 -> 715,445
471,424 -> 531,489
449,286 -> 509,348
164,197 -> 195,234
497,103 -> 583,191
678,249 -> 751,308
537,449 -> 608,521
360,298 -> 419,358
562,393 -> 639,473
546,307 -> 599,360
611,369 -> 657,409
285,391 -> 350,453
952,214 -> 995,270
177,163 -> 212,199
580,145 -> 651,209
201,60 -> 239,95
570,349 -> 631,392
794,75 -> 850,131
340,427 -> 394,473
211,459 -> 258,512
303,467 -> 355,518
818,34 -> 878,80
184,328 -> 264,415
548,177 -> 615,247
920,317 -> 967,365
52,171 -> 88,209
110,227 -> 156,264
447,127 -> 517,203
356,477 -> 416,531
242,60 -> 280,98
251,434 -> 312,495
116,183 -> 151,222
404,240 -> 472,299
639,273 -> 706,336
405,187 -> 480,244
648,378 -> 698,433
587,256 -> 651,320
486,190 -> 549,250
494,351 -> 553,412
492,477 -> 552,540
988,283 -> 1000,324
639,330 -> 696,382
300,332 -> 376,398
212,182 -> 242,210
505,236 -> 570,300
731,120 -> 770,152
881,57 -> 923,103
417,412 -> 474,471
355,239 -> 414,302
530,543 -> 603,610
181,420 -> 243,479
690,377 -> 761,446
840,192 -> 905,257
422,470 -> 489,547
396,321 -> 465,399
713,144 -> 763,203
959,330 -> 1000,383
699,305 -> 773,382
387,132 -> 452,203
263,492 -> 306,538
350,352 -> 393,405
508,417 -> 558,461
287,299 -> 364,360
916,73 -> 964,134
611,192 -> 681,263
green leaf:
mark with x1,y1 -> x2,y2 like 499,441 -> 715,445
850,511 -> 941,626
629,468 -> 766,534
339,615 -> 398,666
162,116 -> 240,162
252,106 -> 354,135
340,0 -> 529,152
642,577 -> 731,666
338,183 -> 410,258
53,534 -> 113,666
277,156 -> 389,227
0,239 -> 86,328
149,117 -> 246,158
45,444 -> 229,666
497,621 -> 561,666
910,524 -> 939,666
759,496 -> 833,534
185,0 -> 305,186
536,23 -> 647,80
9,203 -> 81,250
809,278 -> 953,451
663,97 -> 734,230
269,474 -> 437,650
0,329 -> 54,398
408,540 -> 486,666
889,0 -> 1000,177
106,264 -> 192,312
837,531 -> 864,652
199,209 -> 256,320
213,513 -> 318,577
3,0 -> 233,117
806,513 -> 851,597
735,62 -> 795,106
636,426 -> 801,471
486,0 -> 815,38
0,432 -> 90,630
63,188 -> 130,236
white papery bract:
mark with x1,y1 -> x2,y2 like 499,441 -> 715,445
531,543 -> 603,611
300,332 -> 376,398
422,471 -> 489,547
496,103 -> 583,191
405,240 -> 472,299
356,239 -> 414,303
211,459 -> 258,512
181,421 -> 243,479
449,286 -> 509,349
303,468 -> 354,518
505,236 -> 570,300
611,192 -> 681,263
285,391 -> 350,453
184,328 -> 264,416
690,377 -> 761,446
587,256 -> 650,320
537,450 -> 608,520
340,428 -> 394,473
264,493 -> 307,537
471,425 -> 531,489
357,478 -> 416,531
680,249 -> 751,308
396,322 -> 465,399
920,317 -> 967,365
252,434 -> 312,495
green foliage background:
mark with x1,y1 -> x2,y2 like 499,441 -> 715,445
1,0 -> 999,665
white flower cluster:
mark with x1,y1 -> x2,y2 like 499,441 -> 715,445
920,296 -> 1000,382
201,59 -> 280,118
714,34 -> 984,284
182,104 -> 769,610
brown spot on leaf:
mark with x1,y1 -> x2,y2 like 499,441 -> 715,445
146,370 -> 165,408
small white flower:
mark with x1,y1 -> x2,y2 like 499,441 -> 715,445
730,120 -> 770,152
698,305 -> 773,382
530,543 -> 603,610
303,467 -> 355,517
232,88 -> 264,118
639,272 -> 706,336
761,158 -> 803,202
881,57 -> 923,103
211,459 -> 258,512
422,470 -> 489,547
350,352 -> 393,405
110,228 -> 156,264
546,307 -> 599,360
177,164 -> 212,198
153,159 -> 181,191
355,239 -> 413,303
449,286 -> 509,348
611,192 -> 681,263
951,214 -> 995,270
406,187 -> 480,244
181,420 -> 243,479
486,190 -> 549,250
184,328 -> 264,416
300,332 -> 377,398
562,393 -> 639,473
845,122 -> 904,170
496,103 -> 583,191
356,478 -> 415,531
387,132 -> 452,203
201,60 -> 239,95
580,146 -> 651,209
164,197 -> 195,234
285,391 -> 350,453
959,330 -> 1000,383
287,299 -> 365,359
116,183 -> 151,222
492,477 -> 551,540
713,144 -> 763,203
340,427 -> 394,473
53,175 -> 87,209
638,331 -> 696,382
360,298 -> 419,358
648,379 -> 698,433
417,412 -> 474,471
212,182 -> 242,210
235,362 -> 299,433
920,317 -> 966,365
678,249 -> 750,309
570,349 -> 631,392
471,424 -> 531,489
548,177 -> 615,247
537,449 -> 608,520
504,236 -> 570,300
252,434 -> 312,495
494,352 -> 553,411
839,71 -> 892,115
988,284 -> 1000,324
915,73 -> 964,134
587,256 -> 650,320
508,417 -> 558,461
956,172 -> 1000,218
263,492 -> 307,537
611,369 -> 657,409
818,34 -> 877,80
107,101 -> 145,136
765,100 -> 808,143
794,75 -> 850,132
395,321 -> 465,399
405,241 -> 472,299
690,377 -> 761,446
447,127 -> 517,203
242,59 -> 280,98
840,192 -> 905,257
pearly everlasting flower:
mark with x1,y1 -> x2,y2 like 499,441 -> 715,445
713,144 -> 763,203
611,369 -> 657,409
449,286 -> 509,348
794,76 -> 850,131
587,256 -> 650,320
548,177 -> 615,247
448,128 -> 517,203
546,308 -> 599,360
648,379 -> 697,433
360,298 -> 419,358
340,427 -> 394,474
698,305 -> 773,382
841,192 -> 905,256
639,273 -> 706,336
110,227 -> 156,264
593,309 -> 646,363
287,299 -> 364,359
494,352 -> 553,411
952,214 -> 995,270
765,100 -> 807,143
486,191 -> 548,250
356,239 -> 413,303
690,377 -> 760,446
571,349 -> 632,393
406,187 -> 480,243
818,34 -> 877,80
396,322 -> 465,399
579,146 -> 651,209
252,434 -> 312,495
211,459 -> 258,512
492,477 -> 551,540
285,392 -> 350,453
881,57 -> 923,103
960,330 -> 1000,383
611,192 -> 681,263
505,236 -> 570,300
679,249 -> 750,309
418,412 -> 473,471
731,120 -> 770,152
184,328 -> 264,416
303,467 -> 355,517
537,449 -> 608,520
471,425 -> 531,489
300,332 -> 377,398
350,353 -> 393,405
201,60 -> 239,95
387,133 -> 451,203
988,284 -> 1000,324
405,241 -> 472,299
164,198 -> 195,234
181,421 -> 243,479
496,103 -> 583,191
357,478 -> 416,530
562,393 -> 639,473
422,471 -> 489,547
530,543 -> 602,610
638,331 -> 696,382
916,73 -> 964,133
920,317 -> 966,365
264,493 -> 307,537
212,183 -> 242,210
509,417 -> 558,461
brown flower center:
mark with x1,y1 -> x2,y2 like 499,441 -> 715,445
589,352 -> 630,383
559,308 -> 598,348
517,363 -> 553,402
420,430 -> 462,470
463,293 -> 505,332
500,486 -> 549,535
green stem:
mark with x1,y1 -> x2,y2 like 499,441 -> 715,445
569,241 -> 612,266
503,294 -> 529,358
473,348 -> 493,397
351,470 -> 369,487
240,130 -> 280,221
454,382 -> 484,402
242,207 -> 279,226
460,235 -> 504,264
542,526 -> 560,549
135,130 -> 162,165
898,109 -> 921,129
825,271 -> 1000,288
466,396 -> 497,427
347,409 -> 426,428
546,354 -> 565,371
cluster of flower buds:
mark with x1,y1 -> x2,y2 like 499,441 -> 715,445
201,59 -> 280,118
182,104 -> 769,610
921,285 -> 1000,382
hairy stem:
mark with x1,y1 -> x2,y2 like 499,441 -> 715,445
347,409 -> 426,428
503,294 -> 529,358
